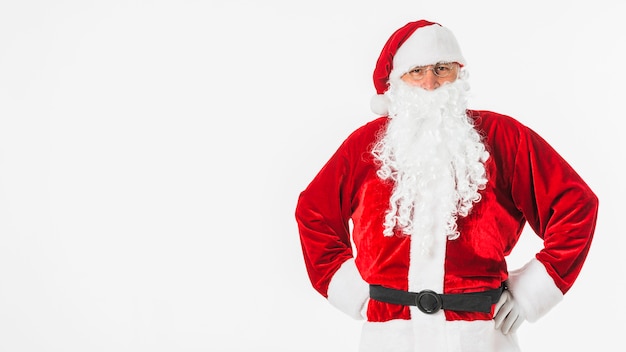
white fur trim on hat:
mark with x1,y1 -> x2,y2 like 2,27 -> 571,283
370,94 -> 390,116
390,24 -> 466,81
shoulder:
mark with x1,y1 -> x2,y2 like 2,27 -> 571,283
351,116 -> 388,137
341,116 -> 388,148
468,110 -> 526,131
468,109 -> 531,142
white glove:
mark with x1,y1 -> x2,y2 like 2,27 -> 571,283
493,290 -> 526,334
361,297 -> 370,319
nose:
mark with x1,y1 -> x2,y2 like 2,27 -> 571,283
419,70 -> 440,91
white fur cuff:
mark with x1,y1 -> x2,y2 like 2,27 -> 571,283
327,258 -> 369,320
507,258 -> 564,322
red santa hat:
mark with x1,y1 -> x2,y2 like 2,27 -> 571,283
370,20 -> 467,115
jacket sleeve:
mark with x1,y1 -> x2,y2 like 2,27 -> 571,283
507,125 -> 599,322
295,129 -> 371,320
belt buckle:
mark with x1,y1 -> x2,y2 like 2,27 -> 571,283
415,290 -> 442,314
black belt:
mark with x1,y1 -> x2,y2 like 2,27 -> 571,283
370,283 -> 505,314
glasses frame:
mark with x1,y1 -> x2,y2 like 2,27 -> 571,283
405,62 -> 460,80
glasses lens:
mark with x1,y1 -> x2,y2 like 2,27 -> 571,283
408,67 -> 425,79
434,64 -> 454,78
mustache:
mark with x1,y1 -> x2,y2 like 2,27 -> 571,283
385,78 -> 470,121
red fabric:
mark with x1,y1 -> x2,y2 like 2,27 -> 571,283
295,110 -> 598,322
372,20 -> 439,94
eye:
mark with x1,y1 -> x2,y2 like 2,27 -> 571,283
410,67 -> 424,74
435,64 -> 451,74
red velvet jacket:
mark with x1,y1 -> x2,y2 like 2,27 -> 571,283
296,110 -> 598,322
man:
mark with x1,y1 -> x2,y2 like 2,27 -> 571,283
295,20 -> 598,352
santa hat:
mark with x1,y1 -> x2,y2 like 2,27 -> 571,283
370,20 -> 466,115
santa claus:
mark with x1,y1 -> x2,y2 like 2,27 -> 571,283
295,20 -> 598,352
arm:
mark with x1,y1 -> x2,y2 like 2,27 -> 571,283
507,126 -> 599,322
295,129 -> 372,319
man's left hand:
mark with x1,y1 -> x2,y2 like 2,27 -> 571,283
493,290 -> 526,334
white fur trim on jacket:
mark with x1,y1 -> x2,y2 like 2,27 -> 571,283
359,319 -> 521,352
507,258 -> 564,322
327,258 -> 369,320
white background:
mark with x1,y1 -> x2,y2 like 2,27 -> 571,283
0,1 -> 624,351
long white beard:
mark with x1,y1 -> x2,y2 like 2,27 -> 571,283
371,77 -> 489,253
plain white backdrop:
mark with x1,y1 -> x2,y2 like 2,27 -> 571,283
0,1 -> 623,351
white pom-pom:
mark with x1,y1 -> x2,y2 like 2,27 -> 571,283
370,94 -> 389,116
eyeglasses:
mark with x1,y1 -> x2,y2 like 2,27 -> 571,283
404,62 -> 459,80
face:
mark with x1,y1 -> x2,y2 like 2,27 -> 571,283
400,62 -> 459,91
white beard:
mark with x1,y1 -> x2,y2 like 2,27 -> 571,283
371,77 -> 489,254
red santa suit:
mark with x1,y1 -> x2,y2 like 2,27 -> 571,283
295,20 -> 598,352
